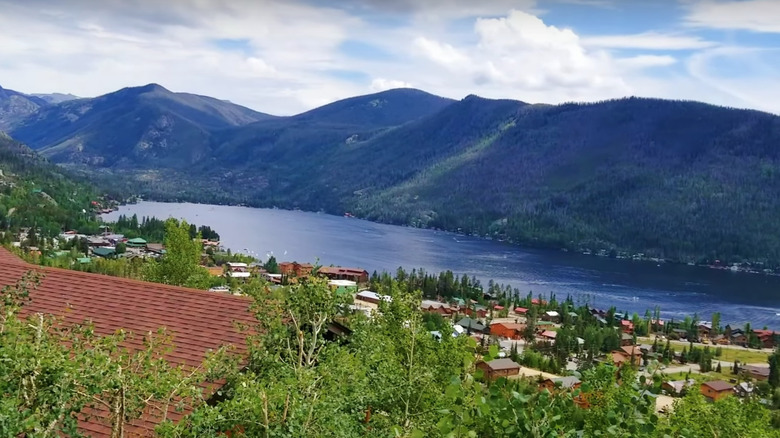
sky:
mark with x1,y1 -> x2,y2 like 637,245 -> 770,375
0,0 -> 778,115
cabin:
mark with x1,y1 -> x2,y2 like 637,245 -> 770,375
318,266 -> 369,283
92,247 -> 117,259
421,300 -> 453,317
741,365 -> 770,381
539,330 -> 557,342
620,319 -> 634,334
456,317 -> 487,334
701,381 -> 734,401
620,333 -> 634,346
541,376 -> 581,392
541,310 -> 560,323
514,307 -> 528,315
490,322 -> 525,339
753,329 -> 778,349
355,290 -> 391,305
662,379 -> 695,396
476,358 -> 521,380
279,261 -> 313,278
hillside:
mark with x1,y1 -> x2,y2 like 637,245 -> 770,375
0,85 -> 46,131
7,83 -> 780,265
9,83 -> 274,168
0,132 -> 97,235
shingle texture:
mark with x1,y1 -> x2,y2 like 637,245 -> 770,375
0,248 -> 255,436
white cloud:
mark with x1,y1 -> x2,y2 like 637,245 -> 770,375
0,0 -> 776,116
582,32 -> 717,50
684,0 -> 780,33
371,78 -> 414,91
411,10 -> 632,101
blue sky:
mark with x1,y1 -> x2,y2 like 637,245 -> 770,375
0,0 -> 778,115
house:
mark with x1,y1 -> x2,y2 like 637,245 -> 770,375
126,237 -> 147,248
463,306 -> 488,319
753,329 -> 778,349
620,333 -> 634,346
92,247 -> 117,258
87,236 -> 112,247
619,345 -> 643,364
701,381 -> 734,401
697,322 -> 713,339
672,328 -> 689,340
729,329 -> 747,346
493,305 -> 505,311
476,358 -> 521,380
279,262 -> 313,278
490,322 -> 526,340
355,291 -> 391,305
421,300 -> 453,316
530,298 -> 547,306
514,307 -> 528,315
735,382 -> 756,398
456,317 -> 487,334
226,262 -> 251,279
539,330 -> 557,342
620,320 -> 634,334
611,348 -> 640,367
662,379 -> 695,396
741,365 -> 770,381
541,310 -> 560,323
541,376 -> 581,391
318,266 -> 368,283
0,247 -> 255,437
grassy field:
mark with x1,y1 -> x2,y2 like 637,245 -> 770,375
715,348 -> 771,364
664,369 -> 738,383
639,337 -> 771,364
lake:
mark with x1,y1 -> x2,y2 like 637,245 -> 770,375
105,201 -> 780,330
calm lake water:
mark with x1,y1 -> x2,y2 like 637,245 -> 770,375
105,202 -> 780,330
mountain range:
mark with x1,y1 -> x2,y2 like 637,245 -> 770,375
2,83 -> 780,265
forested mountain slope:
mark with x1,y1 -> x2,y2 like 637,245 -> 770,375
6,82 -> 780,265
0,132 -> 96,235
9,83 -> 274,168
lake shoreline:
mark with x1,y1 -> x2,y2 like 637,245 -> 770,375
104,201 -> 780,330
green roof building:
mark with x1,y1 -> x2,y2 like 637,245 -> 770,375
92,247 -> 116,258
77,257 -> 91,264
126,238 -> 147,248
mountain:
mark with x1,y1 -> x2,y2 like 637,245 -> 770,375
291,88 -> 454,128
10,83 -> 780,265
30,92 -> 80,104
10,83 -> 274,168
0,85 -> 47,131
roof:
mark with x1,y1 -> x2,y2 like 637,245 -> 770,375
481,358 -> 520,371
491,322 -> 524,331
703,380 -> 735,392
318,266 -> 368,276
664,379 -> 695,393
356,290 -> 391,302
620,345 -> 642,356
0,247 -> 255,436
541,330 -> 557,339
552,376 -> 581,388
743,365 -> 770,377
456,317 -> 486,332
127,237 -> 147,244
328,279 -> 357,287
92,247 -> 116,257
514,307 -> 528,313
545,310 -> 559,317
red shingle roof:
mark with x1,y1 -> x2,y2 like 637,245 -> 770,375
0,248 -> 255,437
703,380 -> 734,392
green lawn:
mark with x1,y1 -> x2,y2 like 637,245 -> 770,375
716,348 -> 771,365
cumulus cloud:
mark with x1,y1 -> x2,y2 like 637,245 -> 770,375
0,0 -> 776,115
411,10 -> 632,101
684,0 -> 780,33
